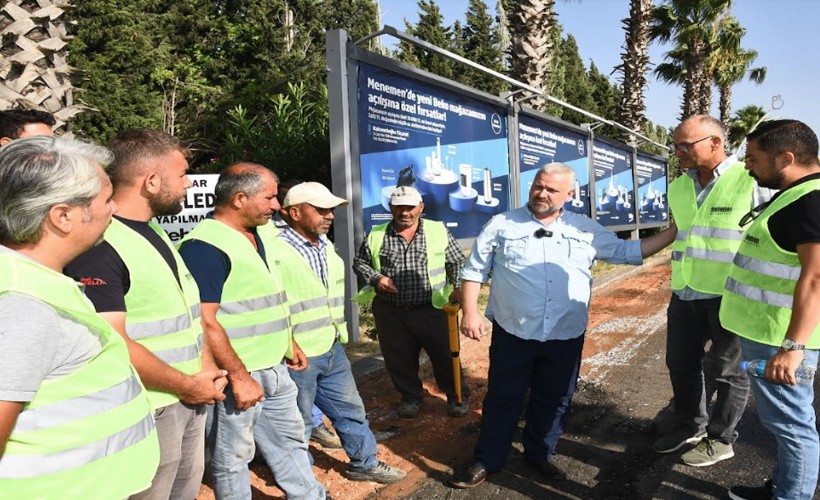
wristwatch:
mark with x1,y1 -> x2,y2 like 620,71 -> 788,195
781,338 -> 806,351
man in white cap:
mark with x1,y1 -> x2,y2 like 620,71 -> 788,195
274,182 -> 407,484
353,186 -> 468,418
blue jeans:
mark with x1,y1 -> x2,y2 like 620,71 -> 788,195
474,323 -> 584,472
289,341 -> 379,470
208,364 -> 325,500
740,338 -> 819,500
312,404 -> 325,428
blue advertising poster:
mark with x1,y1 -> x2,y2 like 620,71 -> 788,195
593,140 -> 635,227
357,62 -> 510,239
636,153 -> 669,224
518,115 -> 589,216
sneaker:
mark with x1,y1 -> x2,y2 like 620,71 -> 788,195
652,425 -> 707,453
447,400 -> 469,417
345,461 -> 407,484
310,423 -> 342,449
728,479 -> 772,500
681,437 -> 734,466
397,400 -> 420,419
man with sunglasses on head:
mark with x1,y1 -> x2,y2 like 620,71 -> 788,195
721,120 -> 820,500
653,115 -> 773,467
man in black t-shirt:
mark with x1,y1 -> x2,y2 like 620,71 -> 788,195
65,129 -> 227,500
721,120 -> 820,500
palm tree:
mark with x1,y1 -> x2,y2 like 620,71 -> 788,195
650,0 -> 732,119
509,0 -> 556,111
0,0 -> 84,131
727,104 -> 766,150
709,17 -> 766,131
615,0 -> 654,141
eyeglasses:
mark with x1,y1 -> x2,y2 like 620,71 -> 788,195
739,201 -> 772,227
671,135 -> 713,153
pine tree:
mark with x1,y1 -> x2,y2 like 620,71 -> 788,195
460,0 -> 505,95
400,0 -> 454,80
558,34 -> 594,125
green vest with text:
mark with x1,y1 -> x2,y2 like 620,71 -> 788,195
105,219 -> 203,410
352,220 -> 453,308
719,179 -> 820,348
0,249 -> 159,499
272,235 -> 347,358
181,220 -> 292,371
668,162 -> 756,294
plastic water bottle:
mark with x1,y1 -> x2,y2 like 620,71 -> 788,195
741,359 -> 816,384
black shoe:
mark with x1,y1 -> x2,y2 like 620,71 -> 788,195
397,400 -> 420,418
728,479 -> 772,500
525,458 -> 567,481
450,462 -> 495,489
447,400 -> 469,417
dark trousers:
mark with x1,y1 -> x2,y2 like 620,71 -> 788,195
666,294 -> 749,444
473,322 -> 584,472
372,296 -> 469,403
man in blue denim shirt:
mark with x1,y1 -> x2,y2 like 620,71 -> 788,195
450,162 -> 676,488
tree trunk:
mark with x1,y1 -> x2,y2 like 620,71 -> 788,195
0,0 -> 86,132
617,0 -> 653,140
719,83 -> 731,132
509,0 -> 554,112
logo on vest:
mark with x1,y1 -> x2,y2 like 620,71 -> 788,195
710,206 -> 734,215
79,276 -> 107,286
744,234 -> 760,246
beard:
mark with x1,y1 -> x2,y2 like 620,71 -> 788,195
528,200 -> 559,216
150,185 -> 185,216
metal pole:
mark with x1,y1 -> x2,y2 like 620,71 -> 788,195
327,29 -> 360,342
355,25 -> 670,152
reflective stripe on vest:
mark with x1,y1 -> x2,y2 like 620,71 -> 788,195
668,163 -> 756,294
104,219 -> 203,409
0,248 -> 159,498
181,219 -> 292,371
352,220 -> 453,308
719,179 -> 820,348
272,235 -> 348,357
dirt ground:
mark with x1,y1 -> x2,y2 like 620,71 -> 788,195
196,255 -> 673,500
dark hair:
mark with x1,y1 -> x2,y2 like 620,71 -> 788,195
214,163 -> 278,207
107,129 -> 189,188
277,178 -> 304,205
747,119 -> 820,166
0,109 -> 56,139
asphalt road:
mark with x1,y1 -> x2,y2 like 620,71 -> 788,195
369,260 -> 820,500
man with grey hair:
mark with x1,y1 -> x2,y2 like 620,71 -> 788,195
0,137 -> 160,497
450,162 -> 676,488
179,163 -> 326,499
65,129 -> 227,500
653,114 -> 772,467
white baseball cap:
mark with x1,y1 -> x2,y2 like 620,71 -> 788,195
390,186 -> 423,207
283,182 -> 348,208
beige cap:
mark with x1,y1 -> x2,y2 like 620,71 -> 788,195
390,186 -> 423,207
283,182 -> 348,208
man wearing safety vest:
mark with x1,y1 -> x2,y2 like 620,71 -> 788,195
179,164 -> 326,499
653,115 -> 772,467
275,182 -> 407,484
65,129 -> 227,499
720,120 -> 820,500
0,136 -> 159,498
352,185 -> 469,418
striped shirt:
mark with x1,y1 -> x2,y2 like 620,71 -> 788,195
278,226 -> 329,288
352,219 -> 464,307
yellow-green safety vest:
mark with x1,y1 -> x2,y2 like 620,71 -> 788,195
668,162 -> 757,294
105,219 -> 203,410
181,219 -> 292,371
352,220 -> 453,308
0,248 -> 159,499
719,179 -> 820,348
271,235 -> 348,358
